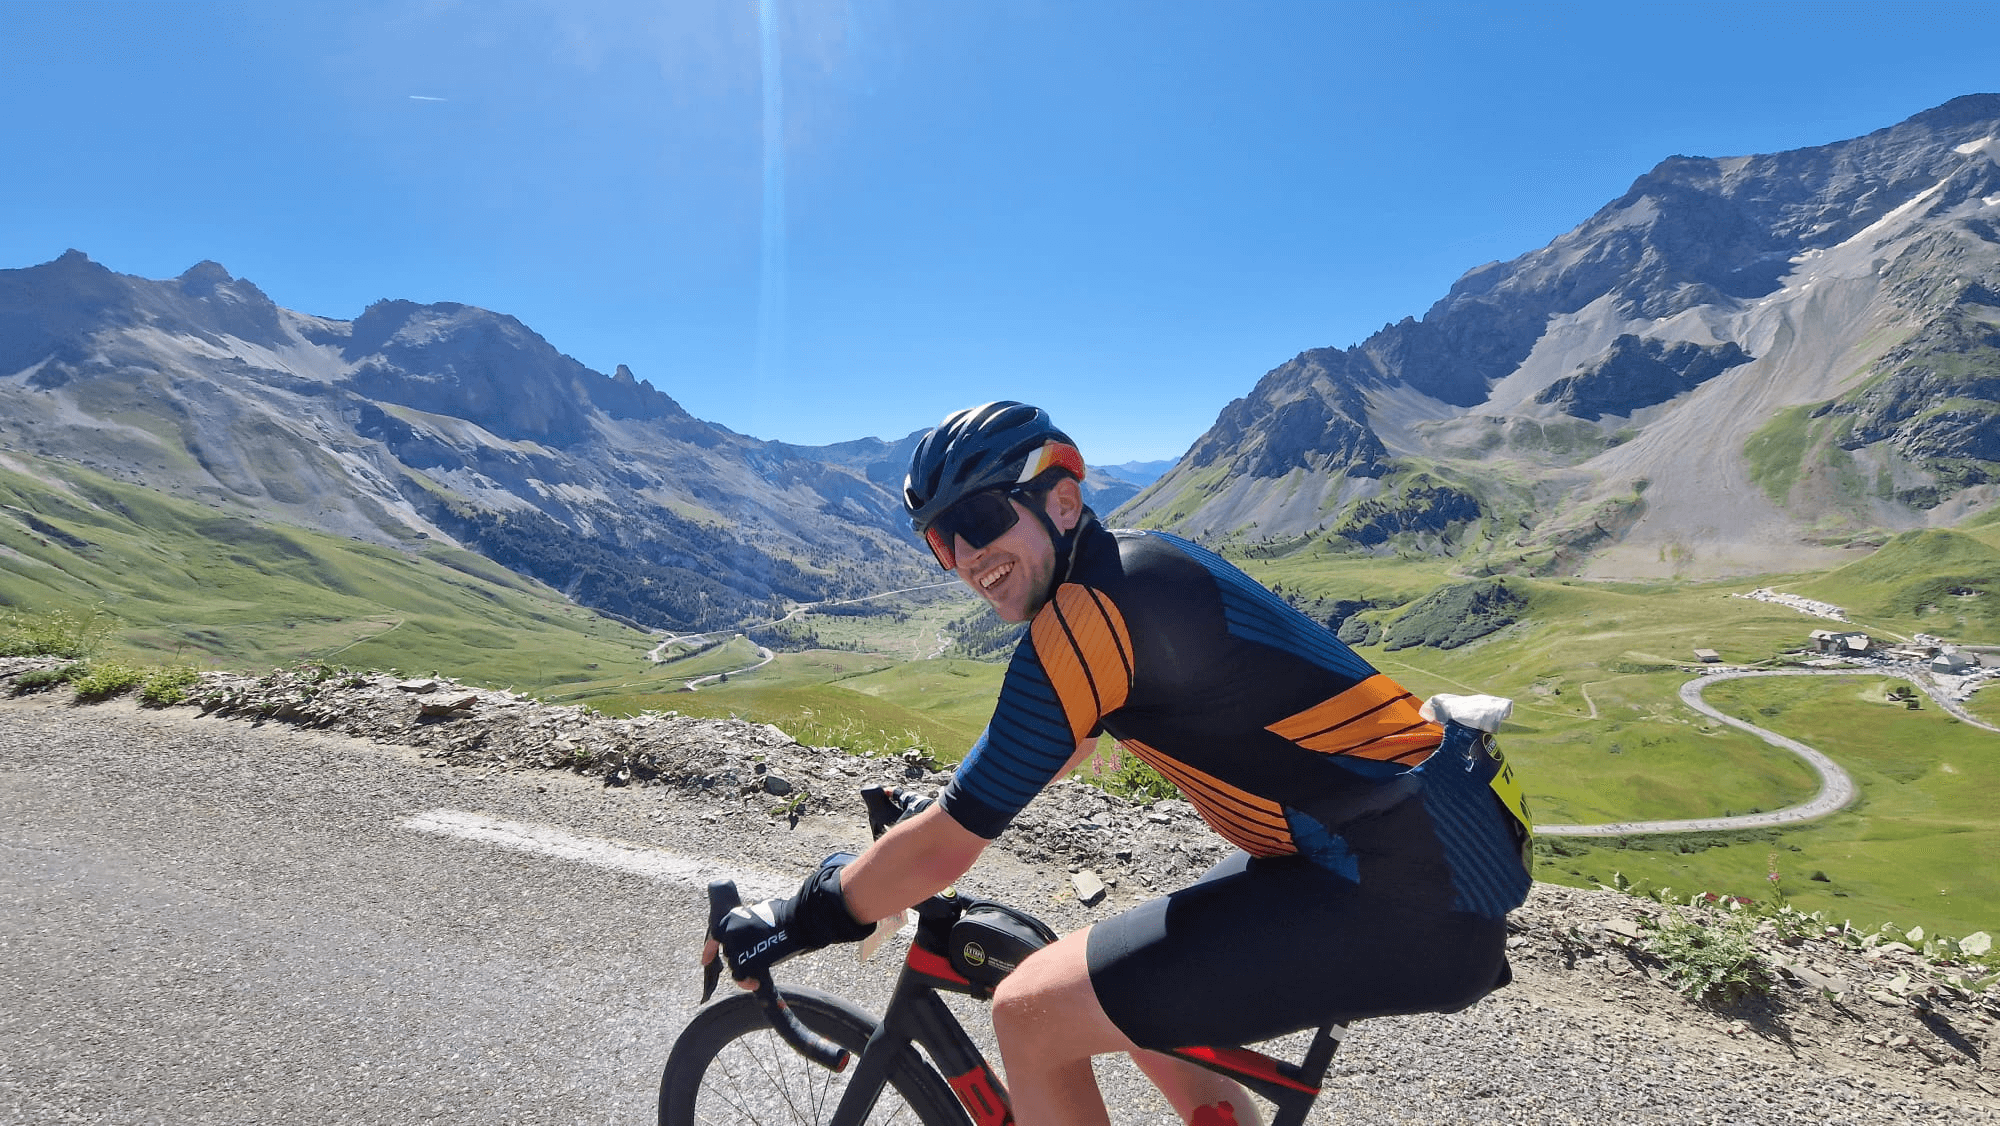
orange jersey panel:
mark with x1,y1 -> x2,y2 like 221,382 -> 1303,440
1031,584 -> 1135,745
1123,738 -> 1296,857
1265,674 -> 1443,763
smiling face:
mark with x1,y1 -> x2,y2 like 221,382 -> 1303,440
950,477 -> 1083,622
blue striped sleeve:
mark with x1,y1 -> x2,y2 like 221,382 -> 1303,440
937,639 -> 1080,839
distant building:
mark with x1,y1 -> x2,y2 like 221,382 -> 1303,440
1931,650 -> 1976,674
1693,648 -> 1721,663
1809,630 -> 1872,656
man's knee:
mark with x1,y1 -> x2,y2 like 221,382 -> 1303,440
988,946 -> 1062,1042
987,930 -> 1107,1051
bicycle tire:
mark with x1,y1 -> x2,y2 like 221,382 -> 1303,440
659,987 -> 971,1126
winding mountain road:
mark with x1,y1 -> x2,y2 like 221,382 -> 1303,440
683,641 -> 775,689
1537,667 -> 1990,838
645,579 -> 962,670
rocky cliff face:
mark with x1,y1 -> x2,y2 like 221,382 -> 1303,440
1122,95 -> 2000,579
1533,335 -> 1754,421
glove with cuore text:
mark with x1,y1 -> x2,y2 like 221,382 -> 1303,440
717,852 -> 877,986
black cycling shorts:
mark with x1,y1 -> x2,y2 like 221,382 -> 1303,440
1085,850 -> 1510,1050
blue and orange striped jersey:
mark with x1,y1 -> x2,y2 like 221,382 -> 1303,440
940,522 -> 1518,901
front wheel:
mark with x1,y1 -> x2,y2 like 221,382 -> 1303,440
659,987 -> 970,1126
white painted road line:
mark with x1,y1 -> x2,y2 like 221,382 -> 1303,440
401,809 -> 790,899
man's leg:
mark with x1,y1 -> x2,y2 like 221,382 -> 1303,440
1130,1051 -> 1260,1126
989,926 -> 1259,1126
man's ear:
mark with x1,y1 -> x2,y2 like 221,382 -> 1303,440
1045,476 -> 1085,533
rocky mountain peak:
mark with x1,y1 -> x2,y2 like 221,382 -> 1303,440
0,253 -> 945,630
4,250 -> 284,376
590,363 -> 692,424
1122,96 -> 2000,578
50,247 -> 108,272
12,249 -> 122,305
173,258 -> 275,304
176,259 -> 235,291
167,259 -> 284,342
340,299 -> 610,446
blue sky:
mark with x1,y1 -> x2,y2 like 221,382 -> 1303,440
3,1 -> 1995,463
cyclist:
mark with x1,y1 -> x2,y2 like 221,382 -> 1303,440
705,401 -> 1531,1126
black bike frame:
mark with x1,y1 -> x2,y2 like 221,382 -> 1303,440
715,786 -> 1348,1126
818,894 -> 1346,1126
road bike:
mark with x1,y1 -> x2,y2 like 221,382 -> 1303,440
659,786 -> 1351,1125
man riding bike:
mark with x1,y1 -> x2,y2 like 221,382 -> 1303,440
704,401 -> 1531,1126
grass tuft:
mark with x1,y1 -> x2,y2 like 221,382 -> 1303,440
138,664 -> 203,707
1640,906 -> 1772,1003
70,659 -> 147,703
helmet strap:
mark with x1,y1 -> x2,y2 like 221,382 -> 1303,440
1032,504 -> 1096,599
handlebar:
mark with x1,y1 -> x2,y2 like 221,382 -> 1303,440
862,784 -> 931,840
697,786 -> 934,1072
703,878 -> 850,1072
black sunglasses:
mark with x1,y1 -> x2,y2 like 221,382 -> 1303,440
923,487 -> 1029,570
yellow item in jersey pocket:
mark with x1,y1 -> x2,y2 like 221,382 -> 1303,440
1485,739 -> 1532,837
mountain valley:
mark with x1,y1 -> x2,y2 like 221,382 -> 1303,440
7,98 -> 2000,635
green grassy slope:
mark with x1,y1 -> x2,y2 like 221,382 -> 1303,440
0,456 -> 650,689
561,649 -> 1003,760
1332,576 -> 1835,825
1539,676 -> 2000,938
1793,528 -> 2000,643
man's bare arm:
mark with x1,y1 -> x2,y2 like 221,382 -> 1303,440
842,737 -> 1093,922
839,802 -> 991,922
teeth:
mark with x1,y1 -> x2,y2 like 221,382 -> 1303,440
979,563 -> 1012,589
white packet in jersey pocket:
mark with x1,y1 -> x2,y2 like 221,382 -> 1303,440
1419,693 -> 1513,733
859,909 -> 917,962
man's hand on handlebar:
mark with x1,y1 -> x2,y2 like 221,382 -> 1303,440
701,853 -> 875,993
696,788 -> 936,993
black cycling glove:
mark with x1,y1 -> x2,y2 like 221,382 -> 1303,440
717,853 -> 876,985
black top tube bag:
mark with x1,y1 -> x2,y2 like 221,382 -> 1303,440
947,900 -> 1060,991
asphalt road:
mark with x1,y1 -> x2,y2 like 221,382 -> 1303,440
4,696 -> 1991,1125
0,698 -> 786,1125
0,696 -> 1179,1125
1536,670 -> 1859,838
